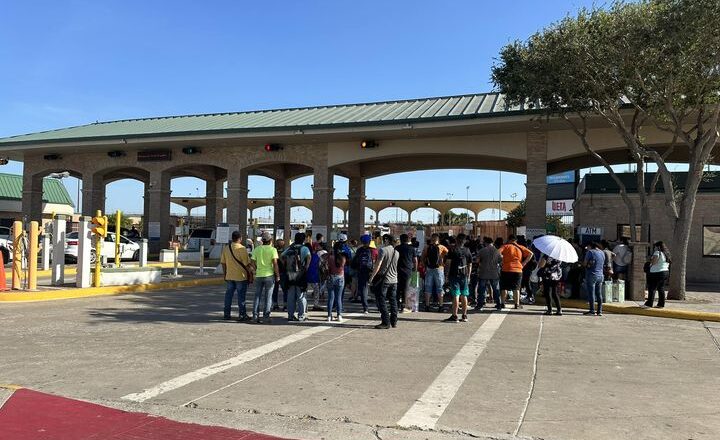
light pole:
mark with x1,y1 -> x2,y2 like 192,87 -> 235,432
466,185 -> 470,226
498,171 -> 503,220
445,192 -> 453,226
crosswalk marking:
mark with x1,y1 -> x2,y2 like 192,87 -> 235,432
397,312 -> 508,429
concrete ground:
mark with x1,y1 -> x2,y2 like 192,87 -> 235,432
1,285 -> 719,440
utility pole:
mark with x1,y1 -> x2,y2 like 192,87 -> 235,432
498,171 -> 503,220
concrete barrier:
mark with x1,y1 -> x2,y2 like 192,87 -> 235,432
96,267 -> 162,286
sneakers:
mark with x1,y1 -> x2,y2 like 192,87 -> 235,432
460,314 -> 468,322
554,311 -> 563,316
374,323 -> 390,329
238,315 -> 252,322
297,316 -> 307,322
327,316 -> 333,323
336,315 -> 343,323
363,310 -> 369,314
583,311 -> 595,315
443,315 -> 459,323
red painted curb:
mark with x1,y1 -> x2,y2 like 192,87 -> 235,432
0,388 -> 291,440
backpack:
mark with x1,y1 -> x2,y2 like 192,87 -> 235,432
426,244 -> 442,269
283,244 -> 307,286
451,249 -> 470,278
318,254 -> 330,283
352,246 -> 373,272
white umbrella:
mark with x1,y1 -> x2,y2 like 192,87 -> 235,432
531,235 -> 578,263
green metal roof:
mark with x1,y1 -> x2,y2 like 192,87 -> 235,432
0,173 -> 74,206
0,92 -> 534,147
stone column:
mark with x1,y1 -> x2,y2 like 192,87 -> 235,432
273,177 -> 291,240
525,130 -> 548,235
81,174 -> 106,217
142,185 -> 150,238
51,215 -> 67,286
628,242 -> 649,301
312,167 -> 334,237
21,173 -> 44,222
205,179 -> 223,227
226,169 -> 249,236
146,171 -> 171,253
348,176 -> 366,239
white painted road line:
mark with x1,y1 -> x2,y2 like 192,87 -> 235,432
397,312 -> 508,430
181,327 -> 361,407
122,325 -> 333,402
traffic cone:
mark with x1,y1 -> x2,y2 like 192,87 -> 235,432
0,249 -> 7,291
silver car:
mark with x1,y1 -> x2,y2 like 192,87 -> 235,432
65,232 -> 141,264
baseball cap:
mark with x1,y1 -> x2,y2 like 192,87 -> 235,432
337,233 -> 348,242
360,234 -> 371,244
261,231 -> 272,242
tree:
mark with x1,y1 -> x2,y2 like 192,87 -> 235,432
437,211 -> 472,226
506,199 -> 573,238
492,0 -> 720,299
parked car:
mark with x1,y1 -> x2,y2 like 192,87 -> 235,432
0,236 -> 10,264
65,232 -> 140,264
0,226 -> 10,241
187,228 -> 215,255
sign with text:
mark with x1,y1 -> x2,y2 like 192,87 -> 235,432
546,199 -> 574,216
547,171 -> 576,185
578,226 -> 603,236
137,150 -> 172,162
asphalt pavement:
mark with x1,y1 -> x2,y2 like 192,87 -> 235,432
1,284 -> 718,440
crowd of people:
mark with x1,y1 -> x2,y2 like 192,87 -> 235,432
218,228 -> 672,327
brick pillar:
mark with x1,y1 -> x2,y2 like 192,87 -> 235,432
226,169 -> 249,237
205,179 -> 223,227
142,185 -> 150,238
628,242 -> 649,301
312,167 -> 334,238
22,172 -> 44,222
348,176 -> 366,239
146,171 -> 171,253
81,174 -> 105,216
273,177 -> 291,240
525,130 -> 548,235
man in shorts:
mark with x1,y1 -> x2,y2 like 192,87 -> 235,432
499,234 -> 533,310
444,234 -> 472,322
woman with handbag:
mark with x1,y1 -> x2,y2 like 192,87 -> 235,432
644,241 -> 671,309
538,253 -> 563,316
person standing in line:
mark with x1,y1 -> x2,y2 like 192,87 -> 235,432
499,235 -> 534,310
370,234 -> 400,329
538,253 -> 563,315
251,232 -> 280,324
612,237 -> 632,281
395,233 -> 417,313
351,234 -> 374,313
475,236 -> 502,311
272,238 -> 286,311
220,231 -> 253,321
307,245 -> 327,312
347,239 -> 359,301
326,241 -> 347,322
583,242 -> 606,316
443,235 -> 473,322
421,233 -> 449,313
644,241 -> 671,309
600,240 -> 615,281
313,233 -> 326,252
281,233 -> 311,322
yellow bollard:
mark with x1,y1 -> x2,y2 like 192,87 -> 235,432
28,221 -> 38,291
11,220 -> 22,290
115,210 -> 121,267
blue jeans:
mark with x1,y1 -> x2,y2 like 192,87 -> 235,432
478,278 -> 500,308
357,270 -> 370,312
326,275 -> 345,317
425,268 -> 444,295
253,276 -> 275,319
224,280 -> 249,318
585,273 -> 603,313
287,285 -> 307,319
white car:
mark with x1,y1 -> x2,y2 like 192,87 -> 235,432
0,236 -> 10,264
65,232 -> 140,264
0,226 -> 10,241
187,228 -> 215,255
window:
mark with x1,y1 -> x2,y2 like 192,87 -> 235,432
703,225 -> 720,257
617,224 -> 649,241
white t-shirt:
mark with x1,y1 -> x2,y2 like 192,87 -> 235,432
650,250 -> 670,273
613,244 -> 632,267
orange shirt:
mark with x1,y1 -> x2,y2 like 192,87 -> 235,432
500,243 -> 531,273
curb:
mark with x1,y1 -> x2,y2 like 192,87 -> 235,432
4,262 -> 183,282
0,277 -> 224,303
537,298 -> 720,323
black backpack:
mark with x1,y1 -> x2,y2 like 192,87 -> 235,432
351,247 -> 373,272
283,244 -> 307,286
426,244 -> 442,269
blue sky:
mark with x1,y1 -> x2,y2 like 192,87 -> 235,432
1,0 -> 600,223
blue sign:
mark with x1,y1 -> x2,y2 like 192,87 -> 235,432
547,171 -> 576,185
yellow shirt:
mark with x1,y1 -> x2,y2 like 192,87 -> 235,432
252,245 -> 279,278
220,243 -> 251,281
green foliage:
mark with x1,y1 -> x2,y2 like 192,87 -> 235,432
437,211 -> 473,225
505,200 -> 526,228
108,213 -> 136,230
